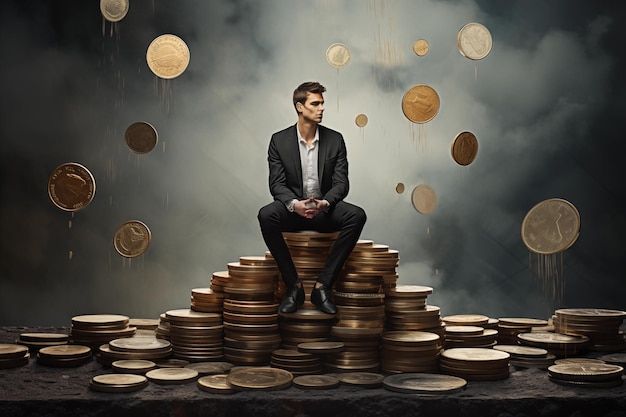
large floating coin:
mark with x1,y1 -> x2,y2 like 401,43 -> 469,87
521,198 -> 580,255
48,162 -> 95,211
457,22 -> 492,60
114,220 -> 151,258
326,43 -> 351,68
451,131 -> 478,166
226,367 -> 293,391
124,121 -> 158,154
401,85 -> 440,124
383,373 -> 467,395
147,34 -> 190,79
100,0 -> 129,22
411,184 -> 437,214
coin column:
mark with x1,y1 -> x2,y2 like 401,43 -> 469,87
222,258 -> 281,365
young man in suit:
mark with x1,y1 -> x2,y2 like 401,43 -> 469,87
258,81 -> 366,314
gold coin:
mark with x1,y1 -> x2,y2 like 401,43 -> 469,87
548,363 -> 623,381
338,372 -> 385,388
124,121 -> 158,154
38,344 -> 91,359
146,367 -> 199,384
72,314 -> 129,327
442,314 -> 489,326
457,22 -> 493,60
99,0 -> 129,23
401,85 -> 440,124
197,374 -> 237,394
451,131 -> 478,166
146,34 -> 190,79
226,367 -> 293,390
411,184 -> 437,214
325,43 -> 351,68
297,341 -> 344,354
48,162 -> 96,211
555,308 -> 626,320
0,344 -> 29,359
441,347 -> 509,362
185,361 -> 233,375
521,198 -> 581,255
113,220 -> 151,258
111,359 -> 156,374
108,336 -> 171,353
355,114 -> 368,127
293,375 -> 340,390
412,39 -> 430,56
493,345 -> 548,358
383,373 -> 466,394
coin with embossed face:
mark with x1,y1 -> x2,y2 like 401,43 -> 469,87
355,114 -> 368,127
457,22 -> 492,60
326,43 -> 351,68
100,0 -> 129,22
125,121 -> 158,154
412,39 -> 430,57
114,220 -> 151,258
521,198 -> 580,255
146,34 -> 190,79
451,131 -> 478,166
48,163 -> 96,212
226,367 -> 293,391
402,85 -> 440,124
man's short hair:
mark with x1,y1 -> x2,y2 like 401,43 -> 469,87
293,81 -> 326,113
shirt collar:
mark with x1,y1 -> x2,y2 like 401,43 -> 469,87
296,125 -> 319,146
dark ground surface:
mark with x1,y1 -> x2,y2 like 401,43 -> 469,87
1,326 -> 626,417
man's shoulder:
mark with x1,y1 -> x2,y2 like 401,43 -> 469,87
272,124 -> 297,138
318,124 -> 343,139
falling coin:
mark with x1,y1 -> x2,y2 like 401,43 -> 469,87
48,162 -> 96,212
355,114 -> 368,127
412,39 -> 430,57
457,22 -> 493,60
401,85 -> 440,124
124,121 -> 158,154
395,183 -> 405,194
113,220 -> 151,258
326,43 -> 351,69
521,198 -> 581,255
451,131 -> 478,166
100,0 -> 129,23
146,34 -> 191,79
411,184 -> 437,214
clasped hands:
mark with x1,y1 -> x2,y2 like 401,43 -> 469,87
294,197 -> 329,219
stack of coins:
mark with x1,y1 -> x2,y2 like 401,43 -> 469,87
552,308 -> 626,352
443,326 -> 498,349
210,270 -> 230,294
440,347 -> 510,381
385,286 -> 443,338
165,309 -> 224,362
155,313 -> 171,341
548,362 -> 624,388
496,317 -> 549,345
339,240 -> 395,294
70,314 -> 136,348
37,344 -> 92,367
16,332 -> 70,353
89,373 -> 149,393
517,332 -> 590,357
279,309 -> 336,349
494,344 -> 555,369
190,288 -> 224,313
96,335 -> 172,366
224,259 -> 278,303
128,319 -> 159,332
0,344 -> 30,369
111,359 -> 156,374
328,326 -> 383,372
270,348 -> 323,375
380,331 -> 441,373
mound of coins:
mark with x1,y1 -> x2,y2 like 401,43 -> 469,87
37,344 -> 92,367
191,288 -> 225,313
380,331 -> 441,374
440,347 -> 510,381
293,374 -> 340,390
48,162 -> 96,212
552,308 -> 626,352
270,349 -> 323,376
16,332 -> 69,353
165,309 -> 223,362
383,373 -> 467,395
0,343 -> 30,369
112,359 -> 156,374
97,336 -> 172,366
90,373 -> 148,393
548,363 -> 624,388
337,372 -> 385,388
496,317 -> 549,344
197,374 -> 237,394
225,258 -> 278,302
493,344 -> 555,369
279,308 -> 336,349
70,314 -> 135,348
146,367 -> 199,385
327,326 -> 383,374
517,332 -> 590,358
226,367 -> 293,391
385,286 -> 443,337
443,326 -> 498,349
349,239 -> 399,292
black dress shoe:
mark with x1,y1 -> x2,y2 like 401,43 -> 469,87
279,285 -> 304,313
311,285 -> 337,315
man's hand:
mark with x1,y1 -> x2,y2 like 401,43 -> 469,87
294,197 -> 329,219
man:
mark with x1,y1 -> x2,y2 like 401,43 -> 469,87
258,81 -> 366,315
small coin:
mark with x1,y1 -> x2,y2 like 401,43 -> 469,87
227,367 -> 293,391
493,345 -> 548,358
412,39 -> 430,57
111,359 -> 156,374
197,374 -> 237,394
297,341 -> 344,354
72,314 -> 129,327
411,184 -> 437,214
443,314 -> 489,326
90,373 -> 148,393
113,220 -> 151,258
383,373 -> 467,394
548,363 -> 624,381
48,162 -> 96,211
355,113 -> 368,127
521,199 -> 581,255
146,367 -> 199,384
326,43 -> 351,68
338,372 -> 385,388
108,336 -> 170,353
146,34 -> 190,79
100,0 -> 129,22
124,121 -> 158,154
451,131 -> 478,166
293,375 -> 340,390
457,22 -> 493,60
401,84 -> 440,124
185,361 -> 234,375
0,344 -> 29,359
395,182 -> 405,194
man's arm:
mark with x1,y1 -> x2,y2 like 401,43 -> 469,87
320,133 -> 349,208
267,133 -> 298,205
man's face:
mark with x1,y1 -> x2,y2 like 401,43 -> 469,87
298,92 -> 324,124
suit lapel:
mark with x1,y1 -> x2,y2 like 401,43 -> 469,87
289,124 -> 303,183
317,126 -> 327,182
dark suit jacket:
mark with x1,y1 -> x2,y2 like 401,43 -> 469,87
267,123 -> 349,209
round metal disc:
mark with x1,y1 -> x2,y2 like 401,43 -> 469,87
124,121 -> 158,154
451,131 -> 478,166
383,373 -> 467,394
146,34 -> 190,79
401,85 -> 440,123
521,198 -> 581,255
457,22 -> 493,60
48,162 -> 96,212
411,184 -> 437,214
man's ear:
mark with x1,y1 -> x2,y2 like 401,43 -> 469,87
296,102 -> 303,113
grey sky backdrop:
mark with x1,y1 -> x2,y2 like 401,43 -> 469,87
1,0 -> 624,326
